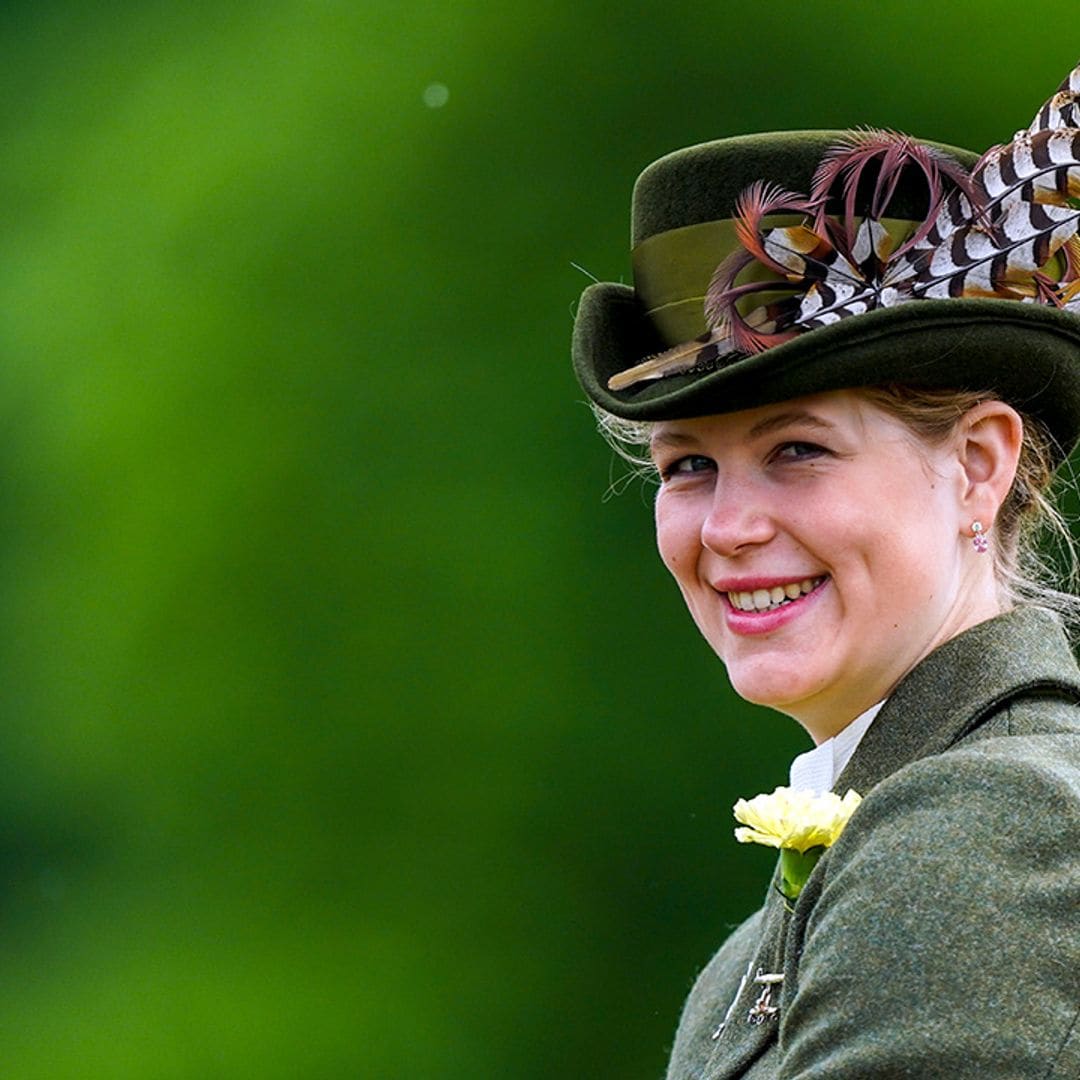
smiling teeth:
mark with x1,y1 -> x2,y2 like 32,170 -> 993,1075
728,577 -> 825,612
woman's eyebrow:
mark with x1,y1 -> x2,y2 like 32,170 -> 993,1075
649,430 -> 699,451
747,411 -> 836,438
650,411 -> 837,452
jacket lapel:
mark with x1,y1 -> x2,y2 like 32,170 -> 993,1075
700,877 -> 789,1077
835,607 -> 1080,798
700,608 -> 1080,1079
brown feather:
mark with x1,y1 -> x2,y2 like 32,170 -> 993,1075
606,331 -> 732,391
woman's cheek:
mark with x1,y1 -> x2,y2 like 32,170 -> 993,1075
655,518 -> 689,577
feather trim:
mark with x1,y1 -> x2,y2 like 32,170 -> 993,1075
608,58 -> 1080,392
810,129 -> 978,251
1028,60 -> 1080,134
729,182 -> 812,274
606,330 -> 733,390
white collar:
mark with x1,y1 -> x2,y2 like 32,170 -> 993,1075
788,701 -> 885,795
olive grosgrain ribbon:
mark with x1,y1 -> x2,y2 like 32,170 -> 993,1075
631,217 -> 921,346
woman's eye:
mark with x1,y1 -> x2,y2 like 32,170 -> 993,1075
662,454 -> 714,479
772,441 -> 828,462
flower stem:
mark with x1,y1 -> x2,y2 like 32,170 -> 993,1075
779,845 -> 826,901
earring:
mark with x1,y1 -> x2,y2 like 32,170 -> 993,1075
971,521 -> 989,554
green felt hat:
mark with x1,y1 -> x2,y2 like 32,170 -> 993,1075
572,130 -> 1080,458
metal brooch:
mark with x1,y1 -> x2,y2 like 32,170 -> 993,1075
711,965 -> 785,1039
746,970 -> 784,1025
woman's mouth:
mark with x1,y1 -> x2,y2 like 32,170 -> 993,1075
726,576 -> 827,613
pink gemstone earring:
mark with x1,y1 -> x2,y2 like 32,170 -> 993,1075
971,521 -> 989,554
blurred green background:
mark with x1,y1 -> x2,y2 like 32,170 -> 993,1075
0,3 -> 1074,1076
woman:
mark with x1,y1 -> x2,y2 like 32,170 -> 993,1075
572,63 -> 1080,1078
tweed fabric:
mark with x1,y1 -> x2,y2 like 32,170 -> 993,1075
666,607 -> 1080,1079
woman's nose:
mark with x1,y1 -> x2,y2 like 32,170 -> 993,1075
699,490 -> 775,556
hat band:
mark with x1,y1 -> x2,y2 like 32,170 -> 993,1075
632,216 -> 919,346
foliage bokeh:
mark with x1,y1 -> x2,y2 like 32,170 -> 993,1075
0,3 -> 1074,1076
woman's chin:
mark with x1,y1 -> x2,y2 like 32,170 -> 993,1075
727,677 -> 806,712
724,660 -> 828,716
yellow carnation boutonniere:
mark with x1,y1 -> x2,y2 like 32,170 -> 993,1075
733,787 -> 862,903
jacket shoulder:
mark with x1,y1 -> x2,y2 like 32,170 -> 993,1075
970,689 -> 1080,739
780,735 -> 1080,1077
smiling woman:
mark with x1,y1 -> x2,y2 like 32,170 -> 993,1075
572,61 -> 1080,1079
650,391 -> 1020,742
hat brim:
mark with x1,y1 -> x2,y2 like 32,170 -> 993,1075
573,283 -> 1080,458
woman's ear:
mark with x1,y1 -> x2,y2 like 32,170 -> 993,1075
956,401 -> 1024,525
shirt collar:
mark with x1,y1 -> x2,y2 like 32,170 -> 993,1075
788,700 -> 885,795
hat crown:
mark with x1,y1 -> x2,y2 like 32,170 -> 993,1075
573,60 -> 1080,456
630,130 -> 981,246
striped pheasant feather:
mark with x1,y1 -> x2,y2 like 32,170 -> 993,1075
609,58 -> 1080,391
1028,62 -> 1080,134
894,129 -> 1080,300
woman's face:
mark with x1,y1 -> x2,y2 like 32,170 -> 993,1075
651,390 -> 1001,740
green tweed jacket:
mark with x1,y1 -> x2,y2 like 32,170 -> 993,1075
666,606 -> 1080,1079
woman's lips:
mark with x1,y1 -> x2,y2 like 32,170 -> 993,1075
726,576 -> 827,613
719,575 -> 829,634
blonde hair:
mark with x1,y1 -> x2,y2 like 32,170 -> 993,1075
592,386 -> 1080,620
